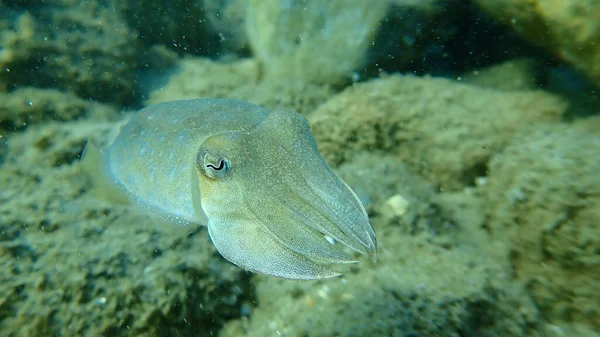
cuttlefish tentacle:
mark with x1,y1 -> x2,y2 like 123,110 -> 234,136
84,98 -> 376,280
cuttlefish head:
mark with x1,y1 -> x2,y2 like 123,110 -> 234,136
194,109 -> 376,279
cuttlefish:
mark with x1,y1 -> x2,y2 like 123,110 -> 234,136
83,98 -> 376,280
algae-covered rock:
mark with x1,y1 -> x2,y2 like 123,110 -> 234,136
228,79 -> 334,116
309,74 -> 567,190
245,0 -> 528,84
0,87 -> 117,131
220,229 -> 538,337
147,57 -> 333,115
462,58 -> 539,91
218,150 -> 539,337
483,123 -> 600,330
146,57 -> 260,105
0,121 -> 253,336
474,0 -> 600,88
0,3 -> 139,104
246,0 -> 387,84
215,145 -> 539,337
334,152 -> 437,222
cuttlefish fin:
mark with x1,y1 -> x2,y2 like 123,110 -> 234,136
207,219 -> 342,280
80,141 -> 130,205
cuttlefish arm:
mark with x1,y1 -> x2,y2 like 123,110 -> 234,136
194,107 -> 376,279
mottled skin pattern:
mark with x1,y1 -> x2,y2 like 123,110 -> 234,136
107,99 -> 269,226
92,98 -> 376,279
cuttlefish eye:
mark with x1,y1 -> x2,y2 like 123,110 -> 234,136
199,151 -> 231,179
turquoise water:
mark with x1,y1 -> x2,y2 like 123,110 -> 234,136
0,1 -> 598,336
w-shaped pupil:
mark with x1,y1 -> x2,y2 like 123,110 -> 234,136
207,160 -> 225,171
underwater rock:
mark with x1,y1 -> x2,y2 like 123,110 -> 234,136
0,121 -> 253,336
334,151 -> 436,223
462,58 -> 539,91
474,0 -> 600,88
0,3 -> 139,105
216,148 -> 540,337
146,57 -> 260,105
245,0 -> 523,84
219,180 -> 538,337
147,57 -> 333,116
229,78 -> 334,116
309,74 -> 568,190
245,0 -> 388,84
483,123 -> 600,330
0,87 -> 117,131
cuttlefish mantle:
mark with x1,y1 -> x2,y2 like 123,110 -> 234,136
83,98 -> 376,280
